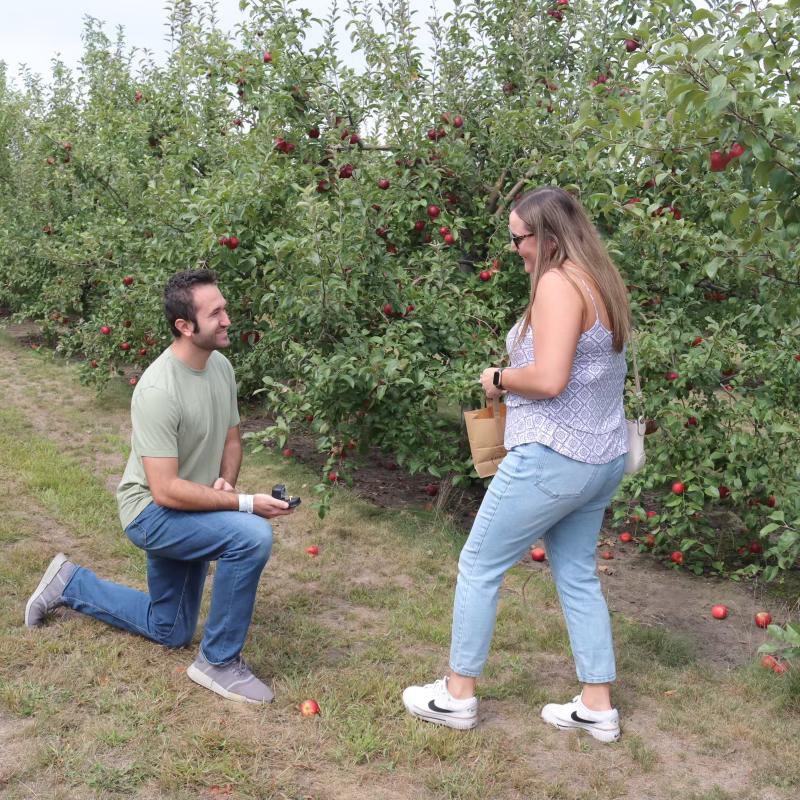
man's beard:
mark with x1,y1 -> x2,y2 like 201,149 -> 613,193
192,324 -> 229,351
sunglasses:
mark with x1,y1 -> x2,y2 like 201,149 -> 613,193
509,229 -> 535,249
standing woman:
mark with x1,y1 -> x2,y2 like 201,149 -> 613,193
403,186 -> 631,741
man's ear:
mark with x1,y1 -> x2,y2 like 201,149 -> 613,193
174,317 -> 195,338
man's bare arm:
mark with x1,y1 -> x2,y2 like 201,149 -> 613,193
142,457 -> 293,519
218,425 -> 243,488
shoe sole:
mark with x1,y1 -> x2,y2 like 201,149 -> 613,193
403,700 -> 478,730
186,663 -> 274,704
540,707 -> 620,743
25,553 -> 68,628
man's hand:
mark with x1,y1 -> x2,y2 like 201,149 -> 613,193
213,477 -> 236,492
252,493 -> 296,519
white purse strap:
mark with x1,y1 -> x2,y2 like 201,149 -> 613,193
630,331 -> 645,419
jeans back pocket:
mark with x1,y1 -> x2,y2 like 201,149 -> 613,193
533,445 -> 599,499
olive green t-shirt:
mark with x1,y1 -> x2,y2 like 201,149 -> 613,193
116,347 -> 240,529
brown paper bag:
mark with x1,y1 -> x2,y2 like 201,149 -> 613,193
463,398 -> 507,478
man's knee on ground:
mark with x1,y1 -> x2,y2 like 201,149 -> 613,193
154,623 -> 195,649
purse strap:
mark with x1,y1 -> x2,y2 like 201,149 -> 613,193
630,331 -> 645,417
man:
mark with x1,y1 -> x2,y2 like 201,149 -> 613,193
24,269 -> 295,704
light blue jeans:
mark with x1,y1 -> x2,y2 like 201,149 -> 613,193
450,442 -> 625,683
61,503 -> 273,665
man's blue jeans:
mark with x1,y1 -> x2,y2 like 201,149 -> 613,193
450,443 -> 625,684
61,503 -> 273,664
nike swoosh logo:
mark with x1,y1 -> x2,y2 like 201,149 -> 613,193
571,710 -> 597,724
428,700 -> 454,714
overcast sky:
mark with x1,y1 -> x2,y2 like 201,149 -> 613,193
1,0 -> 455,87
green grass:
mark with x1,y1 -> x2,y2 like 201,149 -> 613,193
1,331 -> 800,800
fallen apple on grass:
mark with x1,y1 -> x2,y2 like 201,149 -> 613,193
711,604 -> 729,620
305,545 -> 319,557
299,699 -> 320,717
530,547 -> 546,562
619,531 -> 633,543
754,612 -> 772,628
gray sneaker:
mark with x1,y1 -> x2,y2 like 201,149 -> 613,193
186,652 -> 275,704
25,553 -> 76,628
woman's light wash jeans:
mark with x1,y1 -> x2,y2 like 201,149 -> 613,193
61,503 -> 273,665
450,442 -> 625,683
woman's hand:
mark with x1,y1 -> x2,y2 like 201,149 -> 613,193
480,367 -> 504,399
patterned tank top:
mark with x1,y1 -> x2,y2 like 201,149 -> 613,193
503,273 -> 628,463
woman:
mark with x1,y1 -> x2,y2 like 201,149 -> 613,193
403,186 -> 631,742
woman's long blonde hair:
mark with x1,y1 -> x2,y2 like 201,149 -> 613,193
511,186 -> 631,353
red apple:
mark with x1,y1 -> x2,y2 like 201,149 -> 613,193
383,303 -> 393,315
670,551 -> 684,565
233,118 -> 243,127
479,270 -> 491,281
619,531 -> 633,543
263,51 -> 272,63
100,325 -> 111,335
645,533 -> 655,547
766,495 -> 777,508
305,545 -> 319,557
624,38 -> 640,52
299,699 -> 320,716
685,416 -> 698,427
349,133 -> 360,145
672,481 -> 685,495
62,141 -> 72,151
691,336 -> 704,346
376,227 -> 389,239
718,485 -> 730,499
453,115 -> 464,128
439,225 -> 450,237
339,164 -> 353,179
754,611 -> 772,628
665,371 -> 679,381
443,233 -> 455,245
120,342 -> 131,351
308,127 -> 320,138
646,510 -> 657,519
427,204 -> 441,219
377,178 -> 390,190
282,447 -> 294,457
123,276 -> 134,286
424,483 -> 439,497
729,142 -> 745,158
134,90 -> 143,102
749,541 -> 763,555
530,547 -> 546,562
90,359 -> 98,368
413,220 -> 425,231
709,150 -> 729,171
328,471 -> 337,482
711,604 -> 729,620
600,550 -> 614,560
761,654 -> 778,670
316,179 -> 330,193
227,236 -> 239,249
772,660 -> 789,675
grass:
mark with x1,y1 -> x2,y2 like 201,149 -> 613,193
1,331 -> 799,800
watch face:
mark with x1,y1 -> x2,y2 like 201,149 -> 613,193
493,370 -> 500,386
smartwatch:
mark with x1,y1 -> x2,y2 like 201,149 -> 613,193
492,368 -> 505,390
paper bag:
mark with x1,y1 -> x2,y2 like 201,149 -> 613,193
463,398 -> 507,478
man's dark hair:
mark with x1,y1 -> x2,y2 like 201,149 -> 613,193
164,269 -> 218,337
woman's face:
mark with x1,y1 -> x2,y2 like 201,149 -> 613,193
509,210 -> 537,273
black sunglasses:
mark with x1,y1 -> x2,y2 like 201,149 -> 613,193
509,229 -> 535,249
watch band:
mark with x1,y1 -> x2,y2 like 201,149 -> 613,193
493,368 -> 505,390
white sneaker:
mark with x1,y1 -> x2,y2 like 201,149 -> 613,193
541,695 -> 620,742
402,676 -> 478,730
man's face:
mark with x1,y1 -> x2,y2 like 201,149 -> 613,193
186,283 -> 230,350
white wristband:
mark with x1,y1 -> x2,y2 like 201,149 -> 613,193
238,493 -> 254,513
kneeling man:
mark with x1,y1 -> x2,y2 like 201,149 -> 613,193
25,269 -> 295,703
